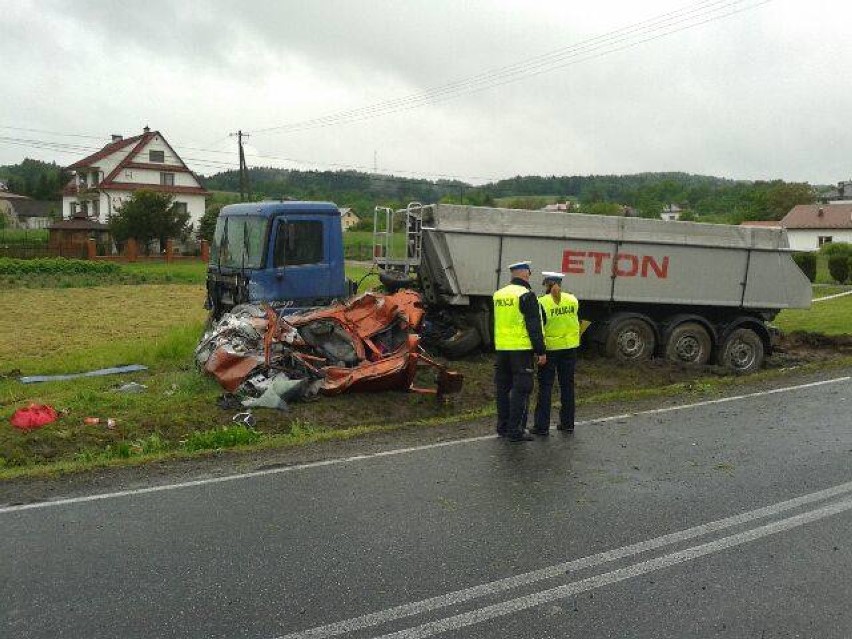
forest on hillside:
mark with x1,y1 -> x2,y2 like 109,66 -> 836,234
0,158 -> 68,201
204,167 -> 817,224
0,157 -> 820,226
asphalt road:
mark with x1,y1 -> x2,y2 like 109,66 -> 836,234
2,374 -> 852,639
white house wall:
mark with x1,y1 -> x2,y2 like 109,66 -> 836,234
121,168 -> 199,187
787,229 -> 852,251
132,135 -> 183,166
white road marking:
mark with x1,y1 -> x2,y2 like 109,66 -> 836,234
374,497 -> 852,639
275,479 -> 852,639
813,290 -> 852,302
0,376 -> 848,516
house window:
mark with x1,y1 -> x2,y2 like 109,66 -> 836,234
160,172 -> 175,186
91,172 -> 99,186
173,202 -> 188,216
818,236 -> 833,247
92,199 -> 100,218
149,150 -> 165,163
81,201 -> 89,216
70,202 -> 78,216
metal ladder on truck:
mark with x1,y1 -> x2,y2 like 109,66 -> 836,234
372,202 -> 423,275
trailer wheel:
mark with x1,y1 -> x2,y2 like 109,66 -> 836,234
717,328 -> 764,374
604,316 -> 656,362
664,322 -> 712,366
439,326 -> 482,359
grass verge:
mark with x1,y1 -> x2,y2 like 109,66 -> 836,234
3,355 -> 850,481
775,293 -> 852,335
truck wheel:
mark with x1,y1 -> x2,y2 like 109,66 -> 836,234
717,328 -> 764,374
604,316 -> 656,361
439,326 -> 482,359
665,322 -> 712,366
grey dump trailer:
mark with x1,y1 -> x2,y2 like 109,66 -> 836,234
373,203 -> 811,373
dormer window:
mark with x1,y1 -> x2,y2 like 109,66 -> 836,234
91,172 -> 99,186
149,150 -> 165,163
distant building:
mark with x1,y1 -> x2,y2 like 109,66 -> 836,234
0,190 -> 59,229
62,126 -> 209,229
541,202 -> 575,213
778,204 -> 852,251
340,207 -> 360,231
660,204 -> 683,222
818,180 -> 852,204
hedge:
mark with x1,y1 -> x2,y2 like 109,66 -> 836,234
0,258 -> 121,275
828,255 -> 850,284
792,252 -> 816,282
819,242 -> 852,258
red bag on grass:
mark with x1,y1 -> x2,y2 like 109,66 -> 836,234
10,404 -> 58,431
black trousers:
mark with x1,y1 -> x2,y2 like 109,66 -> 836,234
533,348 -> 576,432
494,350 -> 535,437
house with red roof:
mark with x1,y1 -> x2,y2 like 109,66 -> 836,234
779,204 -> 852,251
62,126 -> 209,229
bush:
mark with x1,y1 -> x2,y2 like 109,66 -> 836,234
792,252 -> 817,282
0,257 -> 121,275
827,255 -> 851,284
819,242 -> 852,257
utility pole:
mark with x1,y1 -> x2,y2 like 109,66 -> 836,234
230,130 -> 251,201
373,150 -> 378,174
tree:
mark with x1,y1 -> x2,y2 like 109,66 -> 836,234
199,203 -> 223,242
109,190 -> 190,253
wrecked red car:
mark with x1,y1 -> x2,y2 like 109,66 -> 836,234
195,291 -> 462,409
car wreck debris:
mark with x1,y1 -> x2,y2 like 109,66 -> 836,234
195,291 -> 463,408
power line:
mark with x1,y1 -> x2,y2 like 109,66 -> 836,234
0,135 -> 487,189
0,1 -> 771,182
249,0 -> 770,135
0,133 -> 498,183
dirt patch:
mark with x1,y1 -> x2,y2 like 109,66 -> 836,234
780,331 -> 852,352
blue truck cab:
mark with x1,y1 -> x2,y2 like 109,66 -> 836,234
206,201 -> 352,317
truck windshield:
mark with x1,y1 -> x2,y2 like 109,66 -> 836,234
211,215 -> 268,269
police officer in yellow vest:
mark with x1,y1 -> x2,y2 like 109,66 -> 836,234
532,271 -> 580,435
493,260 -> 547,442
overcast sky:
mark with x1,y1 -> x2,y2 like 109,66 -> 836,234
0,0 -> 848,185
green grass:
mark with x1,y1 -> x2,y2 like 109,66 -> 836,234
1,260 -> 848,478
0,260 -> 379,290
776,294 -> 852,335
0,229 -> 49,245
812,285 -> 851,299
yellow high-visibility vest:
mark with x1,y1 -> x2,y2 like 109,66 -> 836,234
539,292 -> 580,350
493,284 -> 533,351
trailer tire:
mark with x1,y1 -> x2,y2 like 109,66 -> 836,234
716,327 -> 764,374
439,326 -> 482,359
604,316 -> 656,362
664,322 -> 712,366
